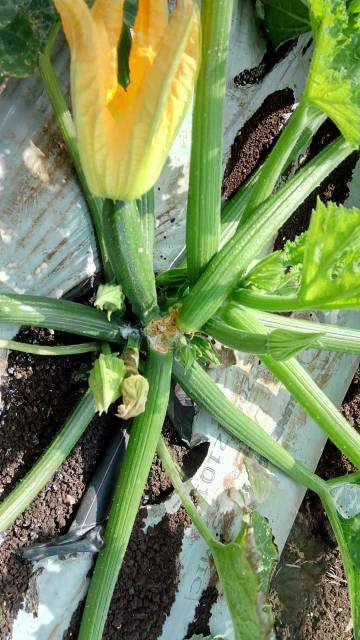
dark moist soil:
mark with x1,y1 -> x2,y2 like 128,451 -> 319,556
1,76 -> 359,640
0,327 -> 193,640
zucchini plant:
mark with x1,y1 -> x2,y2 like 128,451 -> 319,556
0,0 -> 359,639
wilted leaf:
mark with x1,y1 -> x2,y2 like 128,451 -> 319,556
261,0 -> 311,46
88,354 -> 126,415
94,283 -> 125,320
299,199 -> 360,307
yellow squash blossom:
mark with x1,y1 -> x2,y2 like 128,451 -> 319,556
54,0 -> 201,201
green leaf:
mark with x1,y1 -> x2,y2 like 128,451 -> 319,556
299,199 -> 360,307
304,0 -> 360,148
176,343 -> 198,371
191,336 -> 220,367
261,0 -> 311,46
88,354 -> 126,415
243,234 -> 306,295
267,328 -> 323,360
209,511 -> 277,640
243,252 -> 286,293
0,1 -> 58,77
250,511 -> 278,593
94,283 -> 125,320
323,479 -> 360,639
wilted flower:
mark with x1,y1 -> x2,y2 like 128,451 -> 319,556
54,0 -> 200,200
117,374 -> 149,419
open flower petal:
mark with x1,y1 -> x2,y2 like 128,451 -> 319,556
92,0 -> 125,49
54,0 -> 200,200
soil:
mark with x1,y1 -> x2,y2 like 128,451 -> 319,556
0,327 -> 193,640
222,88 -> 296,200
0,54 -> 359,640
270,371 -> 360,640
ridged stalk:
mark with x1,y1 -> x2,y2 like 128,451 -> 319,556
252,309 -> 360,355
242,102 -> 326,221
173,358 -> 326,495
207,313 -> 360,356
186,0 -> 234,284
177,137 -> 352,333
0,293 -> 131,343
204,317 -> 268,353
0,391 -> 96,532
78,347 -> 173,640
102,200 -> 158,324
222,305 -> 360,468
233,288 -> 358,312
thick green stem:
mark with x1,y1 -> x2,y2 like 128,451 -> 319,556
174,95 -> 325,273
177,137 -> 352,333
233,288 -> 358,312
204,317 -> 268,353
78,347 -> 173,640
0,391 -> 96,532
137,188 -> 155,262
39,27 -> 113,281
102,200 -> 158,324
0,339 -> 99,356
243,309 -> 360,355
186,0 -> 234,284
173,359 -> 325,495
0,293 -> 131,343
157,436 -> 214,546
223,305 -> 360,468
242,102 -> 326,221
208,312 -> 360,356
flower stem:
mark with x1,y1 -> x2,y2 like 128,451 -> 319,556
39,25 -> 114,281
0,293 -> 131,343
186,0 -> 234,284
78,347 -> 173,640
0,339 -> 99,356
0,391 -> 96,532
222,305 -> 360,468
102,200 -> 158,324
173,358 -> 326,496
177,137 -> 352,333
